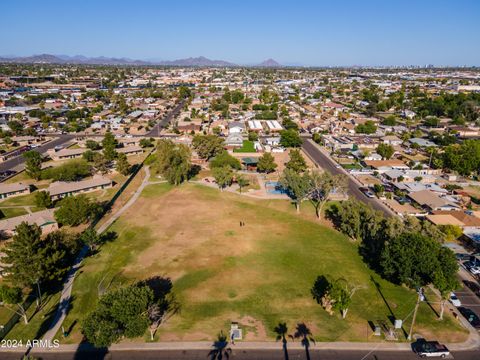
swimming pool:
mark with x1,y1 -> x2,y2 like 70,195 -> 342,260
265,181 -> 288,195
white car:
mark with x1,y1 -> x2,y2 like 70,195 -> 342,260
470,266 -> 480,275
449,292 -> 461,307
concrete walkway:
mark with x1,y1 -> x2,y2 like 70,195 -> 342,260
42,166 -> 151,342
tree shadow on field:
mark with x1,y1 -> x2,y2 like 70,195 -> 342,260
370,276 -> 408,338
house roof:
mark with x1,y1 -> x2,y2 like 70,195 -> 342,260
408,190 -> 455,209
48,175 -> 112,197
117,145 -> 143,154
426,214 -> 465,227
0,208 -> 56,232
364,159 -> 408,169
0,182 -> 29,195
431,210 -> 480,227
52,148 -> 86,157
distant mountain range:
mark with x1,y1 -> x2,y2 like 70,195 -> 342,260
0,54 -> 284,67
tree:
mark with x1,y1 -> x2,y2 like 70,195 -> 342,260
139,138 -> 154,148
208,331 -> 232,360
102,131 -> 117,161
42,159 -> 92,181
2,224 -> 78,301
257,153 -> 277,173
192,134 -> 224,160
236,174 -> 250,194
24,150 -> 42,180
210,150 -> 241,170
376,143 -> 394,160
81,228 -> 100,251
382,115 -> 397,126
54,195 -> 100,226
248,131 -> 258,142
155,139 -> 191,185
212,166 -> 233,191
279,168 -> 311,213
286,149 -> 307,172
280,129 -> 302,148
2,222 -> 43,288
293,323 -> 315,360
92,152 -> 109,175
115,153 -> 131,176
380,232 -> 442,288
86,140 -> 101,150
311,275 -> 357,319
308,171 -> 347,219
82,284 -> 154,347
34,190 -> 52,208
433,247 -> 460,320
0,285 -> 28,324
355,120 -> 377,134
274,322 -> 290,360
83,149 -> 96,162
440,224 -> 463,241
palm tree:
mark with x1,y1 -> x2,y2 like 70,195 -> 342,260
208,331 -> 232,360
274,322 -> 289,360
293,323 -> 315,360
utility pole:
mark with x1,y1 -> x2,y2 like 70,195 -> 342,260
408,287 -> 423,341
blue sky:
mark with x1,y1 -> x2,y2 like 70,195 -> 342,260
2,0 -> 479,66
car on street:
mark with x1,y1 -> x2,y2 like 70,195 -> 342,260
359,187 -> 375,198
449,292 -> 461,307
470,266 -> 480,276
456,253 -> 471,261
412,340 -> 450,358
458,307 -> 480,329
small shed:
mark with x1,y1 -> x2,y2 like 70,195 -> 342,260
242,157 -> 258,171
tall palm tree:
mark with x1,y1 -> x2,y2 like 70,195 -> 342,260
293,323 -> 315,360
208,331 -> 232,360
274,322 -> 289,360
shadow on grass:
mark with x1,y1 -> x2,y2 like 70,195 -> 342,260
34,295 -> 75,340
370,275 -> 408,339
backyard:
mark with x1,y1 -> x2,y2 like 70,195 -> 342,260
54,182 -> 467,344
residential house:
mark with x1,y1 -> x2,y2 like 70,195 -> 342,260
408,190 -> 459,212
48,147 -> 87,161
0,182 -> 30,200
48,175 -> 113,200
0,209 -> 57,237
117,145 -> 143,156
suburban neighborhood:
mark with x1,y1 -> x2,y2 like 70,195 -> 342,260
1,1 -> 480,360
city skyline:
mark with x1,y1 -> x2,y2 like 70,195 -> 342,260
2,0 -> 480,66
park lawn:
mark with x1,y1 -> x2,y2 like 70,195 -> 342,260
60,183 -> 466,344
4,291 -> 62,342
0,207 -> 29,219
0,193 -> 38,207
233,140 -> 256,153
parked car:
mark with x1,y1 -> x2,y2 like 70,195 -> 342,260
456,253 -> 471,261
449,292 -> 461,307
412,340 -> 450,358
463,280 -> 480,297
458,307 -> 480,329
470,266 -> 480,276
359,187 -> 375,198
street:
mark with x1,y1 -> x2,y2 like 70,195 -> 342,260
0,348 -> 476,360
0,135 -> 75,173
301,139 -> 394,217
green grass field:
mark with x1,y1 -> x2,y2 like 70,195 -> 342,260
57,182 -> 466,344
233,140 -> 256,153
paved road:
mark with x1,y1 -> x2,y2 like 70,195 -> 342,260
456,267 -> 480,319
1,348 -> 475,360
302,139 -> 394,217
144,99 -> 186,137
0,135 -> 75,173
